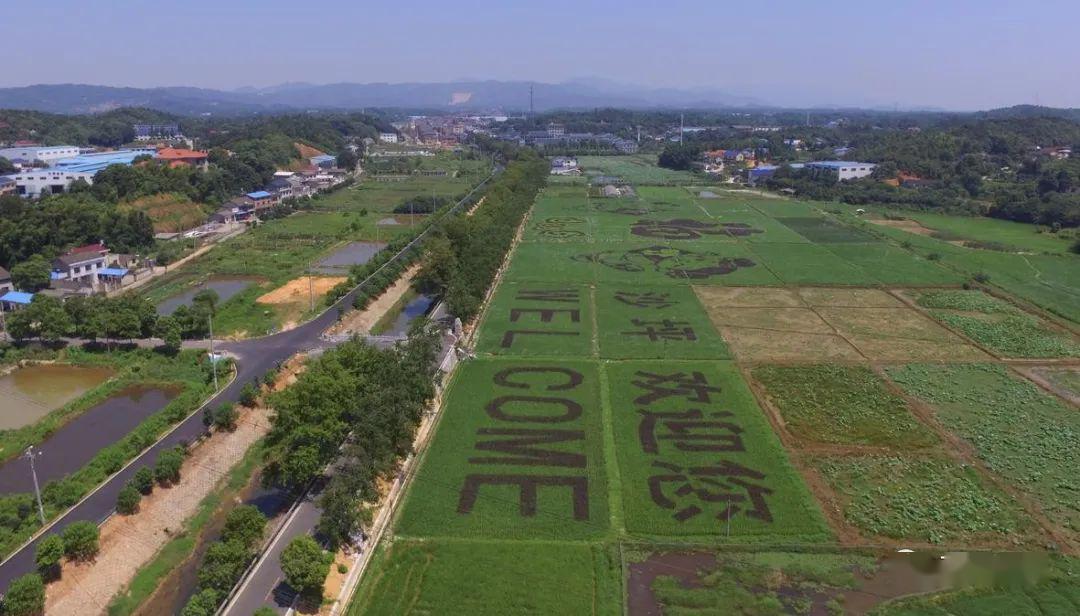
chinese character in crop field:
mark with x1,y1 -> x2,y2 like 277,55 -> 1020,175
638,409 -> 745,454
623,319 -> 697,342
647,460 -> 774,523
630,219 -> 763,240
631,371 -> 721,405
613,291 -> 675,309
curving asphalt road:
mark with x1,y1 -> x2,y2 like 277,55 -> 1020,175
0,171 -> 496,597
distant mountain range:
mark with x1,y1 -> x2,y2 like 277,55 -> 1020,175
0,80 -> 765,115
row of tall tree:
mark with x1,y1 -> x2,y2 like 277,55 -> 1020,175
412,154 -> 548,321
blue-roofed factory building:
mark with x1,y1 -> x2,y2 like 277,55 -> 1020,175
54,149 -> 155,175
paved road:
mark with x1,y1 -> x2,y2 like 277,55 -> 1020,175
0,171 -> 494,596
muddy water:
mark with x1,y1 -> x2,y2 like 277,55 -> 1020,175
0,385 -> 178,493
628,550 -> 1058,616
157,277 -> 257,315
842,551 -> 1055,614
310,241 -> 386,274
135,470 -> 291,616
0,365 -> 115,431
385,294 -> 435,336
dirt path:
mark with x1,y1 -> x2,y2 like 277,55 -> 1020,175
328,264 -> 421,336
108,224 -> 246,297
40,355 -> 311,615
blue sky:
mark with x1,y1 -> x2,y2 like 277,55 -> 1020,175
2,0 -> 1077,110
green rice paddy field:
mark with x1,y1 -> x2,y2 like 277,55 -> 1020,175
349,157 -> 1080,615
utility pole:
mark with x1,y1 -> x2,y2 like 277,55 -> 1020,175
24,447 -> 45,524
208,314 -> 218,391
679,113 -> 684,144
529,85 -> 534,117
308,275 -> 314,312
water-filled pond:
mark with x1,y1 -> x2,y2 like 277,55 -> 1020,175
0,364 -> 116,431
310,242 -> 386,275
627,550 -> 1058,616
0,385 -> 179,492
157,277 -> 257,315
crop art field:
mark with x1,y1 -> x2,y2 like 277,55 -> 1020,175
357,156 -> 1080,614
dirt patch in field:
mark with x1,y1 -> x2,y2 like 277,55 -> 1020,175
257,276 -> 348,304
330,264 -> 420,335
868,217 -> 935,236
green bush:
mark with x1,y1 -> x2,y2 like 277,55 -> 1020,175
61,521 -> 100,561
179,588 -> 220,616
116,484 -> 141,515
2,573 -> 45,616
154,446 -> 185,485
221,505 -> 267,550
34,534 -> 64,580
238,382 -> 259,407
280,536 -> 330,598
131,466 -> 155,495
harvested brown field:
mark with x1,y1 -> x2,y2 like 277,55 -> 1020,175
798,287 -> 904,308
119,194 -> 206,232
720,327 -> 862,362
694,286 -> 802,308
698,286 -> 989,362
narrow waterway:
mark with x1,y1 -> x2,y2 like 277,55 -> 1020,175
0,385 -> 179,493
385,294 -> 435,336
134,469 -> 292,616
0,364 -> 115,431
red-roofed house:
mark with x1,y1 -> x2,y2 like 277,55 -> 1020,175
154,148 -> 209,169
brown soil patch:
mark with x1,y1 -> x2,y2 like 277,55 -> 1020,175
330,264 -> 420,335
258,276 -> 347,332
694,286 -> 802,308
845,335 -> 990,362
294,142 -> 326,159
868,217 -> 935,236
816,307 -> 990,361
721,327 -> 862,362
257,276 -> 347,305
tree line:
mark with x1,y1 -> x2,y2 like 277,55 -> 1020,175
4,289 -> 222,345
413,153 -> 548,321
0,193 -> 155,272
